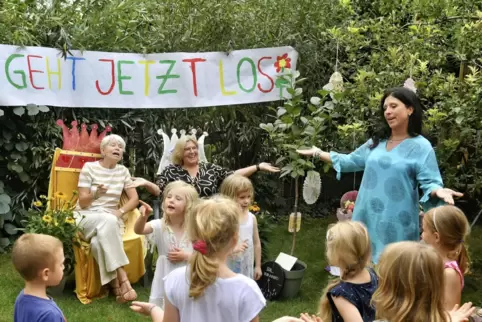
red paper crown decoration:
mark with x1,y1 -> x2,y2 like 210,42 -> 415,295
56,120 -> 112,154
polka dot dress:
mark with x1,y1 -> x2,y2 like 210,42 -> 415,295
330,136 -> 445,263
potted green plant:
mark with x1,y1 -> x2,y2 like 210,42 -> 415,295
22,191 -> 82,296
260,70 -> 327,298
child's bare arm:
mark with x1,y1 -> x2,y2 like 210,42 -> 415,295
444,268 -> 462,310
253,216 -> 262,280
332,296 -> 363,322
134,201 -> 154,235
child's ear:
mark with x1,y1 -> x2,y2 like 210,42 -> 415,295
434,232 -> 441,243
40,268 -> 50,282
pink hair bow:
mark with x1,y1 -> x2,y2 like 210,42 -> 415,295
192,240 -> 208,255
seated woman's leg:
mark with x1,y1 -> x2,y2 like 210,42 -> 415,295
78,211 -> 129,285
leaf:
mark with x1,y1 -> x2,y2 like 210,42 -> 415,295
275,156 -> 286,164
2,130 -> 12,141
15,142 -> 28,152
455,116 -> 464,125
277,108 -> 287,117
0,203 -> 9,215
310,97 -> 321,105
38,105 -> 49,112
26,104 -> 40,115
0,238 -> 9,248
0,193 -> 11,205
120,120 -> 134,129
18,171 -> 31,182
295,88 -> 303,96
0,109 -> 3,117
13,107 -> 25,116
4,223 -> 17,235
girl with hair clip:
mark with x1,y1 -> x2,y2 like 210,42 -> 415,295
131,196 -> 266,322
372,241 -> 474,322
134,181 -> 198,308
421,205 -> 471,310
280,222 -> 377,322
317,221 -> 378,322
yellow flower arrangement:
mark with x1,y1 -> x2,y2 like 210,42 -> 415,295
42,214 -> 52,223
249,203 -> 261,213
25,191 -> 82,274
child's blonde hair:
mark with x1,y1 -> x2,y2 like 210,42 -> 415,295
220,174 -> 254,200
161,181 -> 198,227
171,136 -> 198,165
187,195 -> 240,299
319,221 -> 371,322
12,233 -> 63,281
423,205 -> 470,274
372,241 -> 448,322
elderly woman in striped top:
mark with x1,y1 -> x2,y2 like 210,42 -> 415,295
76,134 -> 139,303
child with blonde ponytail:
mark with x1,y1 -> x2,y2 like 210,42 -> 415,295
422,205 -> 471,310
317,221 -> 377,322
161,195 -> 265,322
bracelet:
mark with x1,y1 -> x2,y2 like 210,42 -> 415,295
256,164 -> 261,171
148,304 -> 156,313
312,146 -> 323,159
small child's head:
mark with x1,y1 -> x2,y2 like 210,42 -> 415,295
187,195 -> 241,299
162,181 -> 198,225
373,241 -> 447,322
12,233 -> 64,287
422,205 -> 470,273
319,221 -> 371,321
220,174 -> 254,211
325,221 -> 371,276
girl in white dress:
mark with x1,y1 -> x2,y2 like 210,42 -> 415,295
134,181 -> 198,308
220,174 -> 262,280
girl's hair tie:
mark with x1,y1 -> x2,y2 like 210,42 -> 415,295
193,240 -> 208,255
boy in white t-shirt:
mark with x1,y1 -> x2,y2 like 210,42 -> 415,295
131,196 -> 266,322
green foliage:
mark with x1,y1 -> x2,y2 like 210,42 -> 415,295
22,192 -> 81,274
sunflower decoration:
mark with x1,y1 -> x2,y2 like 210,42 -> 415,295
25,191 -> 82,275
274,53 -> 291,73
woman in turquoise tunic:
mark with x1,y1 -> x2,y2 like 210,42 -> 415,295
297,87 -> 463,263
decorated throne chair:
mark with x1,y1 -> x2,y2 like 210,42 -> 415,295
47,120 -> 146,304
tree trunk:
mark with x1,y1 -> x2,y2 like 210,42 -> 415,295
290,176 -> 299,256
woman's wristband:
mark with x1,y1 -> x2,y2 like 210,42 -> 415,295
256,164 -> 261,172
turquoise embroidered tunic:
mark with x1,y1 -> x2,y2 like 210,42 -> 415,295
330,135 -> 444,263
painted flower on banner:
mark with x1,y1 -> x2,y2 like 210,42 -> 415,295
274,53 -> 291,73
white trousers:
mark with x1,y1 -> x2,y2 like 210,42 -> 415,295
76,209 -> 129,285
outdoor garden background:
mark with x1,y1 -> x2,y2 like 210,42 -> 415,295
0,0 -> 481,321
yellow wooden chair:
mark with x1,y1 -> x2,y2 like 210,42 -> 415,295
47,148 -> 146,304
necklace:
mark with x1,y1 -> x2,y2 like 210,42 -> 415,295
388,136 -> 409,143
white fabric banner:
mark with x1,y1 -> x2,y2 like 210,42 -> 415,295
0,44 -> 298,109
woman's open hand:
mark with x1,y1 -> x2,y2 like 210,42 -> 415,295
296,146 -> 322,157
433,188 -> 463,205
126,177 -> 148,189
259,162 -> 281,173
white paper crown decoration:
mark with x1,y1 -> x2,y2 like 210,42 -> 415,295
156,128 -> 209,174
303,170 -> 322,205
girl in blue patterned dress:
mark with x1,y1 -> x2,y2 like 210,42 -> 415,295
297,87 -> 462,263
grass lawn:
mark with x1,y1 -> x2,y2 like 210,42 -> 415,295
1,217 -> 481,322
